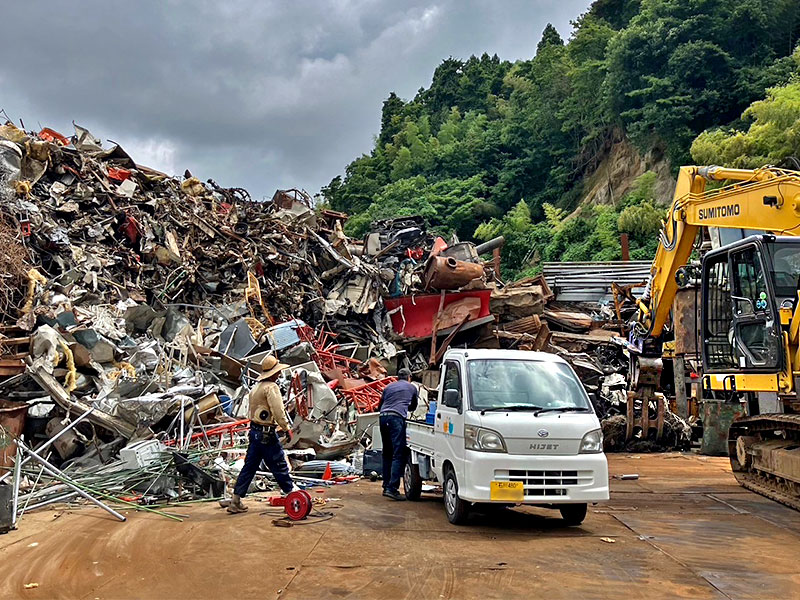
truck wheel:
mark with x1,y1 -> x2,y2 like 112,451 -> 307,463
403,462 -> 422,501
443,469 -> 470,525
559,503 -> 587,526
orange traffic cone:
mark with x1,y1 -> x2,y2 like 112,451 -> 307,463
322,462 -> 332,480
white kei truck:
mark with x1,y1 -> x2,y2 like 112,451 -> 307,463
404,349 -> 609,525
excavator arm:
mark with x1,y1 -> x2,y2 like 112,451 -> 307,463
632,165 -> 800,348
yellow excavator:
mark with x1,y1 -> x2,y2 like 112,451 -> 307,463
630,165 -> 800,510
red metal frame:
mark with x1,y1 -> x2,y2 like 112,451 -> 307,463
296,325 -> 363,378
164,419 -> 250,448
290,371 -> 314,419
313,349 -> 362,378
339,377 -> 397,414
297,326 -> 338,352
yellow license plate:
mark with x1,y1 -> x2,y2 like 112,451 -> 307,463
490,481 -> 524,501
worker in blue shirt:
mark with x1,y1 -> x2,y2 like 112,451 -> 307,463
378,368 -> 418,500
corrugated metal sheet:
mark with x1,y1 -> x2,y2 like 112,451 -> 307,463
543,261 -> 652,303
265,318 -> 307,352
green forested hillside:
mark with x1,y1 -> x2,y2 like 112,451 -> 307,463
323,0 -> 800,277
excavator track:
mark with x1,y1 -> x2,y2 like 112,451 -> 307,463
728,414 -> 800,512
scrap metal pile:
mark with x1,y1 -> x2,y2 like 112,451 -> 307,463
0,121 -> 520,528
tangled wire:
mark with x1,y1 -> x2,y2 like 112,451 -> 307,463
0,213 -> 32,321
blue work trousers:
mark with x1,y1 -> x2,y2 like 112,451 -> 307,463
233,427 -> 293,496
379,413 -> 407,493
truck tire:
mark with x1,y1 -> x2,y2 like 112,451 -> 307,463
443,469 -> 470,525
403,462 -> 423,501
559,503 -> 587,526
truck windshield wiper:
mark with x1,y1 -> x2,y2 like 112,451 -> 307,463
534,406 -> 591,416
480,405 -> 543,414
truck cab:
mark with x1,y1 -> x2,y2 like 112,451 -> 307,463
405,348 -> 609,525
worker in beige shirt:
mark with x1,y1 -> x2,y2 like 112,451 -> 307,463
226,354 -> 297,513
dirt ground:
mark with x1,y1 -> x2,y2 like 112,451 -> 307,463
2,453 -> 800,600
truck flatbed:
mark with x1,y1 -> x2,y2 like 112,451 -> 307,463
406,419 -> 435,456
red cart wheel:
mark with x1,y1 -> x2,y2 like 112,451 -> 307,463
284,490 -> 312,521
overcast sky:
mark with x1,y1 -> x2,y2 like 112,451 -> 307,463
1,1 -> 590,200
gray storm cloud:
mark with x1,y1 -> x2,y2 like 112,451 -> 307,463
0,0 -> 589,199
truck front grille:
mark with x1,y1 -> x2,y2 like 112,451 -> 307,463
494,469 -> 593,497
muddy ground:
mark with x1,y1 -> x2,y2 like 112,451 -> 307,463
2,453 -> 799,600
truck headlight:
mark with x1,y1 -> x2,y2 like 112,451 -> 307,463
465,425 -> 507,452
579,429 -> 603,453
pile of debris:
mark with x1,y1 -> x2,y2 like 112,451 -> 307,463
0,121 -> 526,529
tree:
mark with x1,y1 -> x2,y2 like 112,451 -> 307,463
537,24 -> 564,54
475,200 -> 536,276
589,0 -> 642,30
691,50 -> 800,167
604,0 -> 785,163
378,92 -> 406,148
418,58 -> 464,123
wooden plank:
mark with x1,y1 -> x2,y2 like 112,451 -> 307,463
543,309 -> 593,331
532,322 -> 551,351
0,352 -> 31,360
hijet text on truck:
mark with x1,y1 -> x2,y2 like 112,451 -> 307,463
405,349 -> 609,525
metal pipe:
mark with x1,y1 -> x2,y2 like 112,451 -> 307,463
18,464 -> 45,518
474,236 -> 504,256
10,444 -> 22,528
20,492 -> 78,513
16,480 -> 70,503
0,406 -> 96,484
17,440 -> 126,522
180,397 -> 185,449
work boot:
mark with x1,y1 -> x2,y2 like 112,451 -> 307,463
218,497 -> 231,508
384,489 -> 405,501
226,494 -> 248,513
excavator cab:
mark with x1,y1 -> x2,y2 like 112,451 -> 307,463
701,235 -> 800,510
701,235 -> 799,377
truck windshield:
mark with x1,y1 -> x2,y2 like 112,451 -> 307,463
467,359 -> 590,412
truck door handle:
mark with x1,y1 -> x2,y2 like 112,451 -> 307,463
436,413 -> 441,419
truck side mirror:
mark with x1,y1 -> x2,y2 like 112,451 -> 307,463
442,389 -> 461,409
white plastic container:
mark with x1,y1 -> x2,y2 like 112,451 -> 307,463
119,439 -> 166,469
